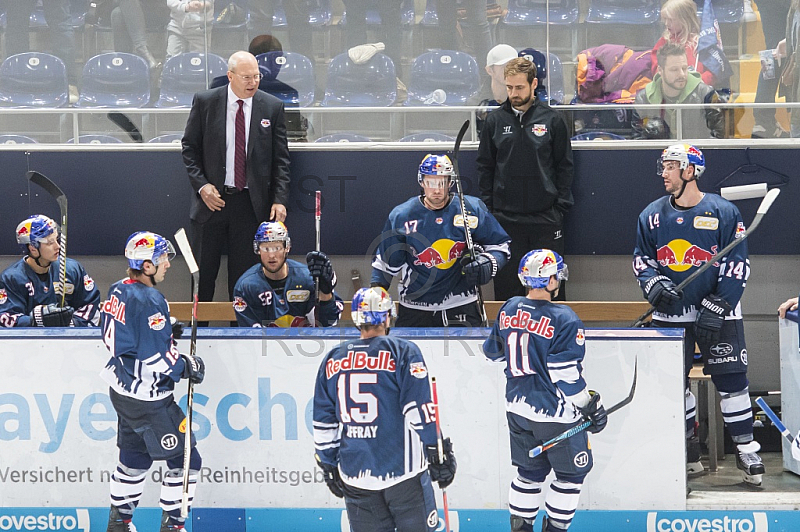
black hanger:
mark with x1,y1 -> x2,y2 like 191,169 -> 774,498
715,147 -> 789,192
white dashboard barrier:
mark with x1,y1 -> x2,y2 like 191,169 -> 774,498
779,312 -> 800,475
0,328 -> 685,511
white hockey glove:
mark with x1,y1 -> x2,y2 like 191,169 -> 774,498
793,431 -> 800,462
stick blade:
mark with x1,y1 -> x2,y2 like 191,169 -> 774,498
607,356 -> 637,415
174,228 -> 199,275
27,171 -> 67,212
756,188 -> 780,215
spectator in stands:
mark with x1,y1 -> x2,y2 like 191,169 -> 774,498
437,0 -> 494,98
111,0 -> 170,71
166,0 -> 214,59
484,44 -> 518,104
633,43 -> 725,139
341,0 -> 403,70
652,0 -> 720,87
249,0 -> 313,59
752,1 -> 791,138
6,0 -> 78,100
778,0 -> 800,137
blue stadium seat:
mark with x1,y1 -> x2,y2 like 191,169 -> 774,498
503,0 -> 579,25
315,134 -> 372,142
156,53 -> 228,108
571,131 -> 626,140
256,51 -> 315,107
0,134 -> 38,144
521,50 -> 565,105
585,0 -> 660,25
0,52 -> 69,107
309,0 -> 333,26
340,0 -> 415,26
322,52 -> 396,107
78,53 -> 150,107
25,0 -> 86,29
148,134 -> 183,143
406,50 -> 480,106
68,135 -> 124,144
420,0 -> 438,26
399,132 -> 455,142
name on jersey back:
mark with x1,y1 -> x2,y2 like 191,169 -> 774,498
498,309 -> 554,339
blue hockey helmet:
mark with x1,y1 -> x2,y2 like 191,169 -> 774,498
16,215 -> 58,253
253,221 -> 291,254
418,154 -> 454,186
659,144 -> 705,179
125,231 -> 175,270
351,287 -> 396,327
518,249 -> 568,289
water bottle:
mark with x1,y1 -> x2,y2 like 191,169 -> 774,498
422,89 -> 447,105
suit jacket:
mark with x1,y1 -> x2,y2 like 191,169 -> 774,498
182,85 -> 291,224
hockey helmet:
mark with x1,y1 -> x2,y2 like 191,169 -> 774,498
418,154 -> 454,186
253,221 -> 291,254
351,287 -> 396,327
125,231 -> 175,270
518,249 -> 568,289
659,144 -> 705,179
16,215 -> 59,253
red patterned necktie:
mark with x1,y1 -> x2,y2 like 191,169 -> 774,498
234,99 -> 246,190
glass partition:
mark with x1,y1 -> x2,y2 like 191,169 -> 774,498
0,0 -> 794,144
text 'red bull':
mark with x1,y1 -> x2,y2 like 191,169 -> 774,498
498,310 -> 554,339
101,295 -> 126,324
326,350 -> 396,379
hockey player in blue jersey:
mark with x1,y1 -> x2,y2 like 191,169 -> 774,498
313,287 -> 457,531
483,250 -> 607,532
0,214 -> 100,327
372,154 -> 511,327
233,221 -> 343,327
633,144 -> 764,485
101,232 -> 205,532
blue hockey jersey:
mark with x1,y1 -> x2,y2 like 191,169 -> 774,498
100,279 -> 185,401
0,258 -> 101,327
371,195 -> 511,310
232,259 -> 343,327
313,335 -> 439,490
483,297 -> 587,424
633,193 -> 748,322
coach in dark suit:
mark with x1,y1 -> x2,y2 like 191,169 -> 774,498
182,51 -> 291,303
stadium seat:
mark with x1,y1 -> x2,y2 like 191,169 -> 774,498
148,134 -> 183,143
399,133 -> 456,142
322,52 -> 396,107
156,53 -> 228,108
0,134 -> 38,144
309,0 -> 333,26
340,0 -> 415,26
23,0 -> 86,29
585,0 -> 660,24
315,134 -> 372,142
420,0 -> 438,26
68,135 -> 124,144
0,52 -> 69,107
503,0 -> 579,25
406,50 -> 480,106
256,51 -> 315,107
78,53 -> 150,107
571,131 -> 626,140
522,50 -> 565,105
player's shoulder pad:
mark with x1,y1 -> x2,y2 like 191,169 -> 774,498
236,263 -> 265,288
388,197 -> 423,220
287,258 -> 314,282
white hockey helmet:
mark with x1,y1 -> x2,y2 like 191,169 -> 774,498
125,231 -> 175,270
659,144 -> 705,179
418,154 -> 454,186
518,249 -> 568,289
253,221 -> 291,254
351,287 -> 396,327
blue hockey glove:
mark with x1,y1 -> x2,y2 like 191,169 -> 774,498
578,391 -> 607,434
30,304 -> 74,327
315,455 -> 344,498
461,252 -> 497,286
170,317 -> 186,340
181,353 -> 205,384
425,438 -> 457,488
306,251 -> 336,294
694,295 -> 731,346
643,275 -> 682,312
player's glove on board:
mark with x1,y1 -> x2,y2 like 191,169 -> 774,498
793,431 -> 800,462
643,275 -> 682,313
30,304 -> 74,327
181,353 -> 205,384
462,253 -> 497,286
694,294 -> 731,345
578,390 -> 607,434
170,317 -> 186,340
306,251 -> 336,294
425,437 -> 457,488
316,455 -> 344,498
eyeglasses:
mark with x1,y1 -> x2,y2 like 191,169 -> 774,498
231,72 -> 262,83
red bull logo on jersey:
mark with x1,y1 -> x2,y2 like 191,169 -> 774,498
656,239 -> 718,272
0,289 -> 6,305
148,312 -> 167,331
409,362 -> 428,379
412,239 -> 466,269
83,275 -> 95,291
101,295 -> 126,324
233,296 -> 247,312
326,349 -> 396,379
736,221 -> 746,239
498,309 -> 554,339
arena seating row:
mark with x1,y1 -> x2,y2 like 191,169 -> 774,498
0,132 -> 465,144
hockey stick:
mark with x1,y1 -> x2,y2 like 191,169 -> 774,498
451,119 -> 489,327
173,228 -> 199,518
631,188 -> 781,327
754,397 -> 795,445
26,171 -> 68,308
528,357 -> 638,458
430,377 -> 452,532
313,190 -> 321,327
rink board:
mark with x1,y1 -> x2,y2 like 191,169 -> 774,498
0,327 -> 688,530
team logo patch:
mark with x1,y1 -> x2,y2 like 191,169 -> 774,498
286,289 -> 311,302
148,312 -> 167,330
435,217 -> 443,224
709,343 -> 733,357
741,349 -> 748,366
84,275 -> 95,291
676,217 -> 684,224
693,216 -> 719,230
574,451 -> 589,468
233,296 -> 247,312
0,289 -> 6,305
409,362 -> 428,379
576,329 -> 585,346
532,124 -> 547,136
735,221 -> 746,239
427,510 -> 439,527
413,239 -> 466,269
261,118 -> 271,128
179,418 -> 187,434
161,433 -> 179,450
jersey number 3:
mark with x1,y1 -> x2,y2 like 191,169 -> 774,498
337,373 -> 378,423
